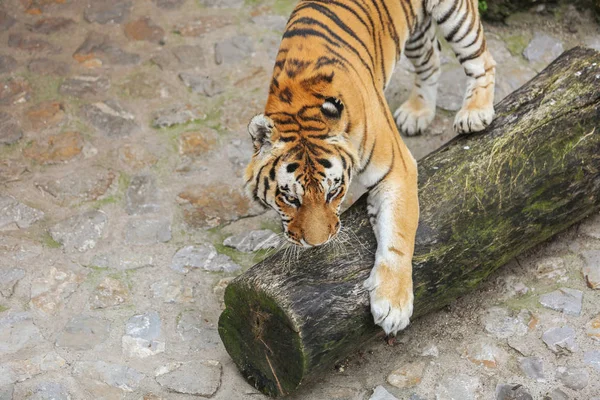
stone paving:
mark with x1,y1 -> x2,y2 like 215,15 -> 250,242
0,1 -> 599,399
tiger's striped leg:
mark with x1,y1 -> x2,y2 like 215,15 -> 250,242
362,148 -> 419,335
394,16 -> 441,136
432,0 -> 496,133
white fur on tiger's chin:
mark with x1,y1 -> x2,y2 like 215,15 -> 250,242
363,270 -> 414,336
453,106 -> 495,134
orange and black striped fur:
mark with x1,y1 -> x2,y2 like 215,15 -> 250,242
245,0 -> 496,335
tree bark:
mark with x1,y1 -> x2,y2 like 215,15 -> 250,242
218,47 -> 600,397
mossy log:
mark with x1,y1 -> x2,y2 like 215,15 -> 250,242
218,47 -> 600,397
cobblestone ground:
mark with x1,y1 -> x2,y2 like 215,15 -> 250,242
1,1 -> 599,399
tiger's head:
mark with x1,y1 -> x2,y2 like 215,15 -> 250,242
244,96 -> 357,247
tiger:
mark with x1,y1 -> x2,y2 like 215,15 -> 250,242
245,0 -> 496,335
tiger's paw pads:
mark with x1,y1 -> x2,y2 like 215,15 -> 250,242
363,266 -> 414,336
394,99 -> 436,137
454,105 -> 494,134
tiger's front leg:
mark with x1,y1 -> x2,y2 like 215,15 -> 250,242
361,148 -> 419,336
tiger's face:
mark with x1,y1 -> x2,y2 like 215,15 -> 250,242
244,98 -> 355,247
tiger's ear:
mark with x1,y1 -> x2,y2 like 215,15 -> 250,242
248,114 -> 275,152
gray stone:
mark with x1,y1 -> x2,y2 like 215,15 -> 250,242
7,33 -> 56,53
199,0 -> 244,8
150,279 -> 194,303
523,33 -> 564,65
421,343 -> 439,357
387,361 -> 426,389
580,213 -> 600,239
81,100 -> 138,137
0,268 -> 25,297
0,385 -> 13,400
30,268 -> 84,314
172,45 -> 207,68
437,67 -> 466,111
223,229 -> 279,252
124,217 -> 171,245
495,384 -> 533,400
29,382 -> 70,400
125,174 -> 160,215
214,36 -> 255,65
0,11 -> 16,31
178,72 -> 224,97
0,313 -> 43,356
155,360 -> 221,396
582,250 -> 600,289
482,307 -> 528,339
0,55 -> 18,74
28,58 -> 70,76
545,389 -> 568,400
176,311 -> 220,349
123,311 -> 165,358
436,374 -> 480,400
56,315 -> 111,350
0,112 -> 22,145
72,361 -> 144,392
463,340 -> 507,369
152,104 -> 206,128
152,0 -> 185,9
171,244 -> 240,273
539,288 -> 583,315
542,326 -> 578,353
91,252 -> 154,271
36,168 -> 117,206
369,386 -> 398,400
49,210 -> 107,252
84,0 -> 132,24
59,75 -> 110,97
28,17 -> 74,34
518,357 -> 545,381
90,277 -> 130,309
556,366 -> 588,390
0,196 -> 44,230
74,33 -> 140,65
252,15 -> 288,31
584,350 -> 600,372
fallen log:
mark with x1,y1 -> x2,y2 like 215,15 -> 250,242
218,47 -> 600,397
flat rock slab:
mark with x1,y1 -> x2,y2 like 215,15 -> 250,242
152,104 -> 206,128
73,33 -> 140,66
81,100 -> 138,137
28,17 -> 74,34
518,357 -> 545,381
542,326 -> 578,353
495,384 -> 533,400
122,311 -> 164,358
223,229 -> 279,252
124,217 -> 171,245
369,386 -> 398,400
582,250 -> 600,289
155,360 -> 221,396
584,350 -> 600,372
523,33 -> 564,65
178,72 -> 224,97
28,382 -> 71,400
90,277 -> 130,309
30,267 -> 84,314
214,36 -> 254,65
0,196 -> 44,230
481,307 -> 528,339
0,268 -> 25,298
0,313 -> 43,356
59,75 -> 110,97
539,287 -> 583,315
386,361 -> 426,389
56,315 -> 111,350
84,0 -> 132,24
588,314 -> 600,341
436,374 -> 480,400
72,361 -> 144,392
28,58 -> 70,76
171,244 -> 240,273
125,174 -> 160,215
49,210 -> 107,252
0,112 -> 22,145
556,366 -> 589,390
198,0 -> 244,7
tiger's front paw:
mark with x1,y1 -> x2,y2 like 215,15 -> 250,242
394,96 -> 436,137
363,261 -> 414,336
454,105 -> 494,134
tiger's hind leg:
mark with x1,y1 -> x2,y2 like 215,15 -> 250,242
432,0 -> 496,133
394,16 -> 441,136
